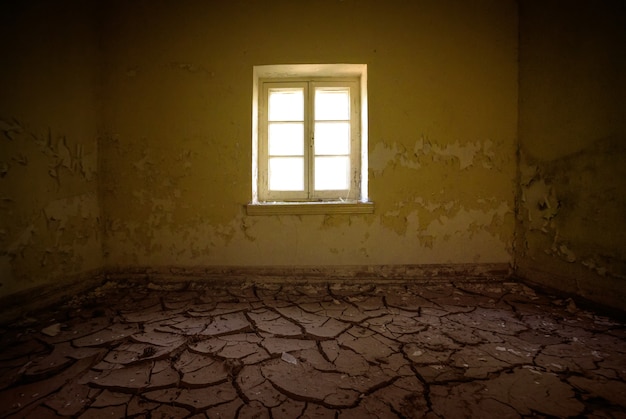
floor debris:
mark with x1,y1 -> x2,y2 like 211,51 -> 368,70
0,280 -> 625,417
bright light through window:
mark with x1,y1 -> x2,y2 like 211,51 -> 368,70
269,157 -> 304,191
314,122 -> 350,155
252,64 -> 367,204
315,156 -> 350,190
268,123 -> 304,156
312,88 -> 351,191
269,89 -> 303,121
315,89 -> 350,120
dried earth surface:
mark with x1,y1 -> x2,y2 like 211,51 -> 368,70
0,280 -> 625,418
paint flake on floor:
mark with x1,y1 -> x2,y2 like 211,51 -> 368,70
0,280 -> 625,418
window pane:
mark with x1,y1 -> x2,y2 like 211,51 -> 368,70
269,157 -> 304,191
269,123 -> 304,156
269,89 -> 304,121
314,122 -> 350,155
315,156 -> 350,190
315,89 -> 350,121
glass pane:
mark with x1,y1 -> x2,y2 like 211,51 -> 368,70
315,156 -> 350,190
315,88 -> 350,121
269,88 -> 304,121
269,123 -> 304,156
314,122 -> 350,155
269,157 -> 304,191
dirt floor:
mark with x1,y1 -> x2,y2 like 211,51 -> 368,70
0,279 -> 625,418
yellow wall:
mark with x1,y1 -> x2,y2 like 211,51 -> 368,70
0,1 -> 102,297
100,0 -> 518,269
3,0 -> 623,311
516,0 -> 626,308
1,0 -> 522,301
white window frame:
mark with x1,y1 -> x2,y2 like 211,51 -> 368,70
259,78 -> 360,201
249,64 -> 372,215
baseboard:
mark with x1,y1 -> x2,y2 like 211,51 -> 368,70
0,269 -> 106,325
0,263 -> 511,325
104,263 -> 512,284
514,264 -> 626,315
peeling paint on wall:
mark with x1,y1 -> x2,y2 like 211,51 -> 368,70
516,141 -> 626,289
0,119 -> 102,295
2,0 -> 520,301
98,0 -> 518,272
371,137 -> 501,176
516,0 -> 626,309
0,0 -> 101,298
102,195 -> 513,269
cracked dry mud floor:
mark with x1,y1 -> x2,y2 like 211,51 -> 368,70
1,281 -> 625,418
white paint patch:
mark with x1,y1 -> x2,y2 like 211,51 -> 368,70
370,141 -> 421,175
523,179 -> 559,231
428,140 -> 488,170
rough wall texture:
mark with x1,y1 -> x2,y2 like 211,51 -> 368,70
516,0 -> 626,308
100,0 -> 518,269
0,1 -> 102,298
3,0 -> 624,312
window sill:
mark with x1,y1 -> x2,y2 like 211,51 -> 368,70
246,201 -> 375,215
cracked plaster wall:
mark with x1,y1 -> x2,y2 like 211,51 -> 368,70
516,0 -> 626,309
3,0 -> 624,312
100,0 -> 518,270
0,1 -> 102,298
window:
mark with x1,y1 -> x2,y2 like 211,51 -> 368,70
261,80 -> 359,200
249,65 -> 373,215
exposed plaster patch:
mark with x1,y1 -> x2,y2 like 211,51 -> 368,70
377,194 -> 513,257
375,197 -> 512,263
6,225 -> 36,255
555,243 -> 576,263
35,132 -> 97,183
370,141 -> 421,175
371,138 -> 498,176
581,258 -> 608,277
522,179 -> 559,232
414,197 -> 457,213
40,194 -> 101,270
0,118 -> 23,140
177,150 -> 194,170
11,153 -> 28,166
240,217 -> 256,242
423,202 -> 510,241
519,163 -> 538,187
104,215 -> 242,265
44,194 -> 99,227
429,140 -> 484,170
1,119 -> 101,296
104,202 -> 513,268
133,154 -> 154,173
516,138 -> 626,301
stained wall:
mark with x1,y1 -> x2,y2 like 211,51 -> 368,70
0,1 -> 102,298
100,0 -> 518,270
3,0 -> 624,311
516,0 -> 626,308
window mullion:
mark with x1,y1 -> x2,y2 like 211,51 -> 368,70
305,81 -> 314,200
